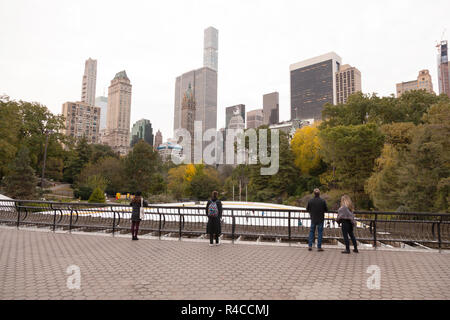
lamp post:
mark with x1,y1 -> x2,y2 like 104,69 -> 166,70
41,129 -> 53,188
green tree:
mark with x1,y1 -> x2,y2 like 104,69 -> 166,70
319,123 -> 384,207
189,167 -> 222,200
247,128 -> 300,203
2,147 -> 37,199
124,140 -> 161,193
88,187 -> 106,203
63,137 -> 92,183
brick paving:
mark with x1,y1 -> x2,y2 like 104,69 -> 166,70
1,227 -> 449,300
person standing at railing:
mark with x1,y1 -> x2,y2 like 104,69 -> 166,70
130,191 -> 148,241
336,195 -> 358,254
206,191 -> 223,246
306,188 -> 328,252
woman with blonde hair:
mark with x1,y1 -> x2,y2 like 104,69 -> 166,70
336,195 -> 358,254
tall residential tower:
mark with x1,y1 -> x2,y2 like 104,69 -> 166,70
81,58 -> 97,106
203,26 -> 218,71
103,71 -> 132,155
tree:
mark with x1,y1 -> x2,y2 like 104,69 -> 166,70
366,102 -> 450,212
189,167 -> 222,200
2,147 -> 37,199
291,125 -> 322,174
247,128 -> 300,203
167,165 -> 188,200
124,140 -> 161,193
63,137 -> 92,184
319,123 -> 384,207
88,187 -> 106,203
89,144 -> 118,164
320,90 -> 448,130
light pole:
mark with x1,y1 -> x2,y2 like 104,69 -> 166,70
41,129 -> 53,188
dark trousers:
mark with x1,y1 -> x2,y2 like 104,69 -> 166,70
131,221 -> 140,237
341,220 -> 357,251
210,234 -> 219,244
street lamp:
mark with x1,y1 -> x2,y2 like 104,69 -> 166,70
41,129 -> 54,188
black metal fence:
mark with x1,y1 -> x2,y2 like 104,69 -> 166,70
0,199 -> 449,249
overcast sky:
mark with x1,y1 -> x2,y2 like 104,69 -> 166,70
1,0 -> 449,141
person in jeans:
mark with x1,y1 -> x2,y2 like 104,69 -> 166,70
336,195 -> 358,254
306,188 -> 328,252
206,191 -> 223,246
129,191 -> 148,241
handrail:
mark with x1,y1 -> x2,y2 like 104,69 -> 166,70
1,199 -> 448,248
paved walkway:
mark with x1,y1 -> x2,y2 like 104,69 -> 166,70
1,227 -> 450,300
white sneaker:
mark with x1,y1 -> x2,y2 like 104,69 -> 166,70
209,244 -> 214,247
215,242 -> 220,246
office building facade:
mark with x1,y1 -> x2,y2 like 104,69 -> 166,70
95,96 -> 108,130
396,69 -> 434,97
226,104 -> 245,129
61,101 -> 100,144
290,52 -> 342,120
263,92 -> 279,125
336,64 -> 362,104
154,130 -> 163,149
246,109 -> 264,129
437,40 -> 450,97
130,119 -> 153,148
81,58 -> 97,106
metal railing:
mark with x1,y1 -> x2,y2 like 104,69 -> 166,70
0,199 -> 449,249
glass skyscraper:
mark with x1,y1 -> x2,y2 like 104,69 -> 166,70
290,52 -> 341,121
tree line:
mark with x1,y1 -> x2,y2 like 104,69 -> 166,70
1,90 -> 449,212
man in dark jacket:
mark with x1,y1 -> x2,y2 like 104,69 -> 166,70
306,188 -> 328,251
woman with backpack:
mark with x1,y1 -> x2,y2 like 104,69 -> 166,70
129,191 -> 148,241
206,191 -> 223,246
336,195 -> 358,254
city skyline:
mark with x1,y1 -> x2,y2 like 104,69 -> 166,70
1,0 -> 449,141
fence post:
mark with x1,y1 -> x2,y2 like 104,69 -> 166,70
112,209 -> 116,237
16,201 -> 20,229
178,208 -> 182,240
51,203 -> 56,232
69,208 -> 73,233
373,213 -> 377,248
232,209 -> 235,244
288,211 -> 291,242
438,216 -> 442,250
158,208 -> 161,239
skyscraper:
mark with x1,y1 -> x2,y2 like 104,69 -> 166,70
61,101 -> 100,144
246,109 -> 264,129
173,27 -> 218,145
290,52 -> 342,121
396,69 -> 434,97
95,96 -> 108,130
103,71 -> 132,155
226,104 -> 245,129
154,130 -> 163,149
263,92 -> 279,125
130,119 -> 153,148
203,26 -> 218,71
437,40 -> 450,97
81,58 -> 97,106
181,84 -> 196,160
336,64 -> 362,104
